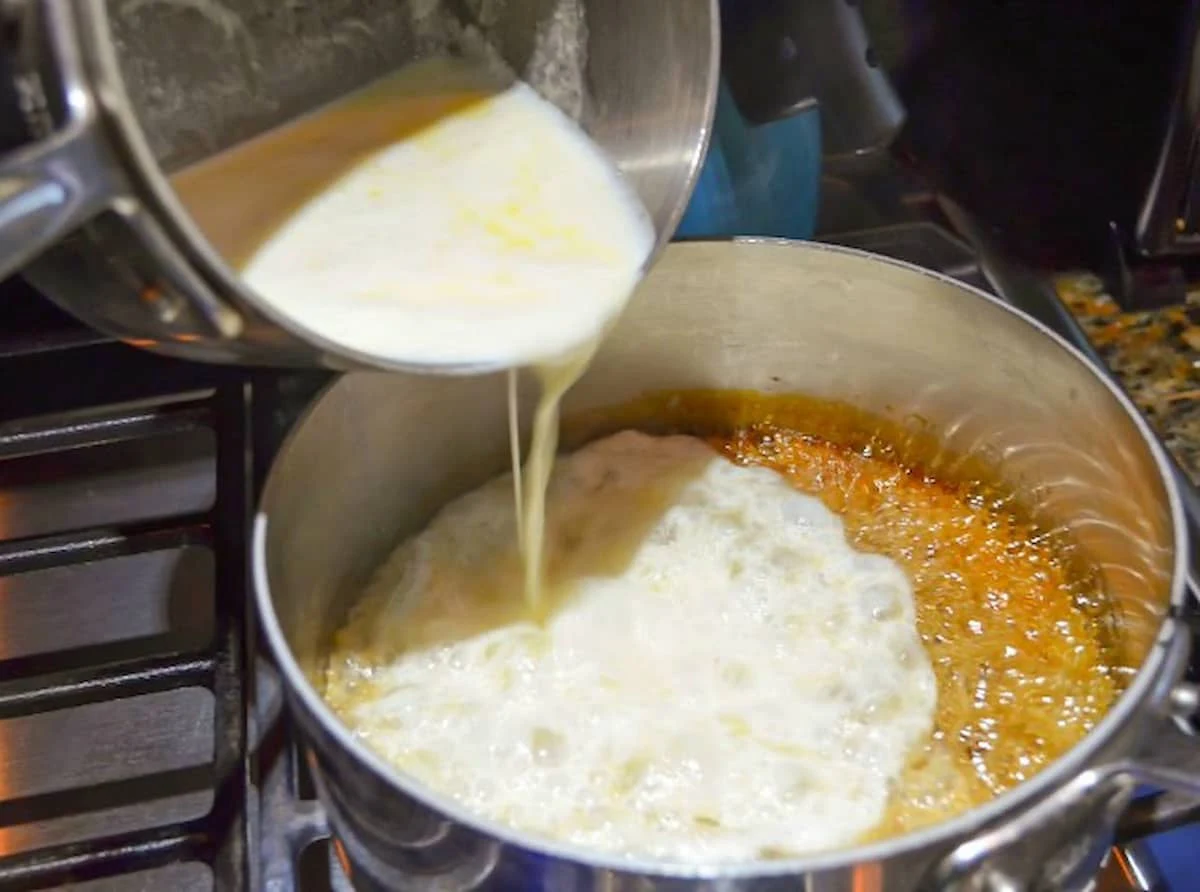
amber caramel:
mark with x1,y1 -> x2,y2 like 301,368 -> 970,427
564,391 -> 1134,835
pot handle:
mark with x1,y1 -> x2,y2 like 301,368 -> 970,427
0,0 -> 118,281
720,0 -> 904,158
1114,676 -> 1200,843
929,628 -> 1200,892
257,659 -> 332,892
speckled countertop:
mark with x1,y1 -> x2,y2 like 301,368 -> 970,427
1055,274 -> 1200,484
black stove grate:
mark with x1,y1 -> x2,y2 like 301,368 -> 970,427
0,329 -> 254,891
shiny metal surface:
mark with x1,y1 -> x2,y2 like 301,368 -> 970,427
0,428 -> 215,539
0,546 -> 213,661
68,862 -> 214,892
0,415 -> 220,857
1136,4 -> 1200,255
0,688 -> 215,855
0,0 -> 117,278
940,197 -> 1200,606
721,0 -> 903,160
255,240 -> 1192,891
0,0 -> 718,371
932,646 -> 1198,891
945,196 -> 1200,861
0,360 -> 252,887
0,688 -> 213,798
259,659 -> 333,892
0,788 -> 215,857
1096,844 -> 1165,892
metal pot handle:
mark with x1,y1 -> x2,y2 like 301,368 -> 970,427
0,0 -> 118,280
930,626 -> 1200,892
256,659 -> 332,892
1116,685 -> 1200,840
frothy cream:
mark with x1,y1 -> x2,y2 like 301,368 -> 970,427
236,73 -> 654,370
325,432 -> 938,861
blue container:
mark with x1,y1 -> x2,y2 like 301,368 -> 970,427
676,80 -> 822,241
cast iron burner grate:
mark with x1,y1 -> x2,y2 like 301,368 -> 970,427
0,292 -> 254,890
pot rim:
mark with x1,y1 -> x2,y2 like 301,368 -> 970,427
251,237 -> 1190,880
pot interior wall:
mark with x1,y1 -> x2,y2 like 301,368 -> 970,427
261,241 -> 1177,694
110,0 -> 715,250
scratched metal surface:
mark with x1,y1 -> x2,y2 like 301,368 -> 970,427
106,0 -> 580,172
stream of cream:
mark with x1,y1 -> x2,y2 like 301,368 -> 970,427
510,340 -> 602,615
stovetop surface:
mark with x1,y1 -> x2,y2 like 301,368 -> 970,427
0,266 -> 1195,890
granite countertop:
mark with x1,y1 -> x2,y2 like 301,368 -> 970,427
1056,273 -> 1200,485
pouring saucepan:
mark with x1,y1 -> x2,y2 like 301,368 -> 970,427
0,0 -> 717,371
254,240 -> 1200,891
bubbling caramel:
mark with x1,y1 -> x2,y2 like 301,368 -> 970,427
564,390 -> 1134,836
324,389 -> 1136,855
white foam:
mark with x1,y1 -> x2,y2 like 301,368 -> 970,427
328,432 -> 937,861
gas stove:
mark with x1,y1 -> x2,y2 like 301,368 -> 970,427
0,265 -> 1194,891
0,285 -> 374,891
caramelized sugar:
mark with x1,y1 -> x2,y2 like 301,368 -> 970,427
564,391 -> 1136,836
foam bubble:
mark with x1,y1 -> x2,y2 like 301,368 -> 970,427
325,432 -> 938,861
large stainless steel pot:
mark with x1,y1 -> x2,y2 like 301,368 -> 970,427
254,240 -> 1200,891
0,0 -> 717,369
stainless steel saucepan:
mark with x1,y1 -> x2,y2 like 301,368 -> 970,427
254,240 -> 1200,891
0,0 -> 717,370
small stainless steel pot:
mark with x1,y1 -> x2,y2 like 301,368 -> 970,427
0,0 -> 717,370
254,240 -> 1200,891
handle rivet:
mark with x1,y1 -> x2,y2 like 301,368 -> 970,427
139,282 -> 184,324
1168,683 -> 1199,719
